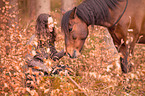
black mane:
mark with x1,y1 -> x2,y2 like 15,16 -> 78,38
61,0 -> 124,33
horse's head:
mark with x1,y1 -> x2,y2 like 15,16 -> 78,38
61,7 -> 88,58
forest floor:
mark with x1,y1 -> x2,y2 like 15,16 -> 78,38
0,11 -> 145,96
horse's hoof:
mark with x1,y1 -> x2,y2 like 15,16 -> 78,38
121,62 -> 133,73
121,64 -> 128,73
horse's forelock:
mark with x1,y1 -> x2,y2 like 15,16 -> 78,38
61,10 -> 72,34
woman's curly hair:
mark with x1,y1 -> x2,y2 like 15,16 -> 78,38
36,13 -> 56,48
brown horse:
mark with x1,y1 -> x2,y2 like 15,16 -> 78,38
61,0 -> 145,73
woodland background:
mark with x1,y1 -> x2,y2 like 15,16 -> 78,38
0,0 -> 145,95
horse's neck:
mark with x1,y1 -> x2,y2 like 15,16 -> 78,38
103,0 -> 127,28
88,0 -> 127,28
77,0 -> 127,27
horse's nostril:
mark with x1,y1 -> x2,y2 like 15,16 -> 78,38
67,53 -> 73,58
67,50 -> 77,58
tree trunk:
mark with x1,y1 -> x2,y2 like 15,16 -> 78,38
8,0 -> 18,27
36,0 -> 51,17
61,0 -> 75,12
27,0 -> 36,21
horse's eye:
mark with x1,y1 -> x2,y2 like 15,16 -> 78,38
69,28 -> 72,32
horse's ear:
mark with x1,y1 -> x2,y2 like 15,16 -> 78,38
70,7 -> 77,19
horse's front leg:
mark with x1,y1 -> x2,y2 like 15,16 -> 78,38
119,34 -> 138,73
118,44 -> 130,73
108,28 -> 130,73
108,27 -> 135,73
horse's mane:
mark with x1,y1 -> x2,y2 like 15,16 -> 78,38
61,0 -> 124,33
36,14 -> 56,48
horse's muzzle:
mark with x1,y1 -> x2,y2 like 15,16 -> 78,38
67,50 -> 77,58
